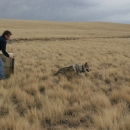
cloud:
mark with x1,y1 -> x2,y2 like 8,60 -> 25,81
0,0 -> 130,23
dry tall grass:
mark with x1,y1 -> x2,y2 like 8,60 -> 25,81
0,19 -> 130,130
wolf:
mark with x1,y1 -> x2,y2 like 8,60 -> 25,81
54,62 -> 90,78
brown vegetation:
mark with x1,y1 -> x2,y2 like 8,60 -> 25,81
0,19 -> 130,130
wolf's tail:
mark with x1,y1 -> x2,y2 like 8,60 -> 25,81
53,72 -> 58,76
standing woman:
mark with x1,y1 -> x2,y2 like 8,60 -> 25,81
0,30 -> 13,79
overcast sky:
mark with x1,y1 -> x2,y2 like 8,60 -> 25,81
0,0 -> 130,24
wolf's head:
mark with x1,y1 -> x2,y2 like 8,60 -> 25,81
84,62 -> 91,72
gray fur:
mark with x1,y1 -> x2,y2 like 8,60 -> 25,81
54,62 -> 90,77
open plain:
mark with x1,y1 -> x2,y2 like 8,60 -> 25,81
0,19 -> 130,130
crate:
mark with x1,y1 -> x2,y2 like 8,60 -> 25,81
4,67 -> 14,76
0,52 -> 14,77
0,52 -> 14,68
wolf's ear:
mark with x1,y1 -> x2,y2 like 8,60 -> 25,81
84,62 -> 88,67
85,62 -> 88,65
84,62 -> 88,66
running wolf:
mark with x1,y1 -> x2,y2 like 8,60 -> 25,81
54,62 -> 90,78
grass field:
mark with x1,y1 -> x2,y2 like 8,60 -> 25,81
0,19 -> 130,130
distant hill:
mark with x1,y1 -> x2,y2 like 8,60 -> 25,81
0,19 -> 130,39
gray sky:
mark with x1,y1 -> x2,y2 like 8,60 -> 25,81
0,0 -> 130,24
